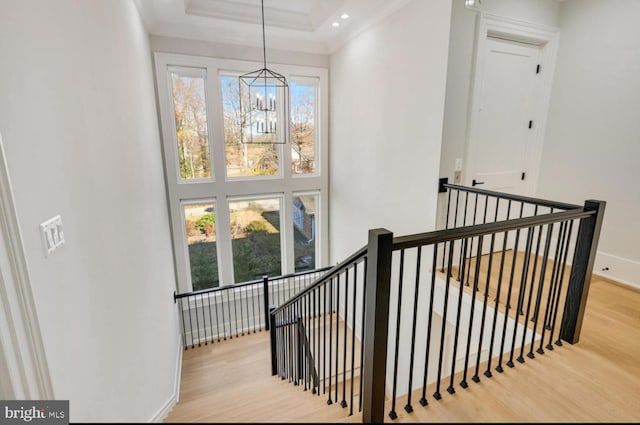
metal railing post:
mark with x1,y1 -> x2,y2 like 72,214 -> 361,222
269,306 -> 277,375
559,200 -> 606,344
362,228 -> 393,424
263,275 -> 270,330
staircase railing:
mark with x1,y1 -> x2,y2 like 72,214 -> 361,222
174,266 -> 330,349
269,184 -> 605,423
270,247 -> 368,414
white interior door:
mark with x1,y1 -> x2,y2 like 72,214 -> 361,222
467,36 -> 542,194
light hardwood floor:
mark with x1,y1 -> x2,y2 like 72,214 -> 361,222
165,275 -> 640,423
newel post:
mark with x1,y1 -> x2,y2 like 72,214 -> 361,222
362,228 -> 394,424
559,200 -> 606,344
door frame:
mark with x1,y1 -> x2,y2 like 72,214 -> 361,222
0,132 -> 54,399
464,13 -> 559,195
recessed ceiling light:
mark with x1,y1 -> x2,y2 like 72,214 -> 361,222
332,22 -> 340,27
340,13 -> 350,20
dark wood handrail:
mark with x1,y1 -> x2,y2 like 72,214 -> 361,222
174,265 -> 332,300
392,208 -> 594,251
444,183 -> 581,211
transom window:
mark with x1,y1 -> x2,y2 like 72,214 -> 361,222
155,54 -> 328,292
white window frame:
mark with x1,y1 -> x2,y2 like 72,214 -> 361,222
155,53 -> 329,293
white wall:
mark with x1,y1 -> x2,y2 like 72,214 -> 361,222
438,0 -> 561,193
537,0 -> 640,288
0,0 -> 180,421
329,0 -> 453,261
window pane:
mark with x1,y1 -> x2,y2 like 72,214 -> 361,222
184,203 -> 218,290
293,193 -> 317,272
291,79 -> 318,175
229,198 -> 282,282
171,71 -> 212,180
221,75 -> 280,178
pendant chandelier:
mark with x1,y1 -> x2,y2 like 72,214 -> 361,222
239,0 -> 289,144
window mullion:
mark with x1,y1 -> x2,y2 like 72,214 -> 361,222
282,191 -> 295,275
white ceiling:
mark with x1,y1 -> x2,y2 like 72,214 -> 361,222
134,0 -> 411,55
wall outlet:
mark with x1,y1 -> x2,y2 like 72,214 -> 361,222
454,170 -> 462,184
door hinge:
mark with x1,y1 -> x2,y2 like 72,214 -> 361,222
528,120 -> 533,129
536,64 -> 541,74
521,172 -> 526,181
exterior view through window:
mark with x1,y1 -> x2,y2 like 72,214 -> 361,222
156,55 -> 327,292
291,79 -> 317,175
170,70 -> 212,180
183,202 -> 218,290
229,198 -> 282,282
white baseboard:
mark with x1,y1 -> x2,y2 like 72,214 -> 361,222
593,251 -> 640,290
149,333 -> 183,423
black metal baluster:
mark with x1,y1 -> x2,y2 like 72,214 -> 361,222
280,313 -> 285,378
552,220 -> 575,347
497,202 -> 525,372
519,225 -> 543,362
388,249 -> 406,420
179,298 -> 187,350
452,191 -> 461,276
304,298 -> 308,391
231,287 -> 239,338
530,223 -> 555,356
486,201 -> 512,375
335,274 -> 340,404
458,192 -> 470,282
262,280 -> 267,330
316,287 -> 320,395
358,256 -> 367,413
349,264 -> 357,414
434,240 -> 455,400
341,268 -> 349,408
289,306 -> 294,384
461,235 -> 484,388
465,193 -> 480,287
308,292 -> 313,392
207,293 -> 214,344
473,231 -> 497,382
507,226 -> 534,367
441,189 -> 452,272
531,208 -> 555,324
518,206 -> 539,313
194,295 -> 202,347
447,240 -> 467,394
405,246 -> 423,412
250,285 -> 256,333
239,286 -> 246,336
222,291 -> 230,341
323,283 -> 327,395
544,221 -> 567,333
419,244 -> 438,406
327,277 -> 333,405
201,294 -> 208,344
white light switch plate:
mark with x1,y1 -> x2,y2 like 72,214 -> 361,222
40,215 -> 65,257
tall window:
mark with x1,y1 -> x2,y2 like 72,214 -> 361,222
169,68 -> 212,180
156,55 -> 328,292
291,78 -> 318,175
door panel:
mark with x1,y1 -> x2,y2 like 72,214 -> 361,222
469,37 -> 541,194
